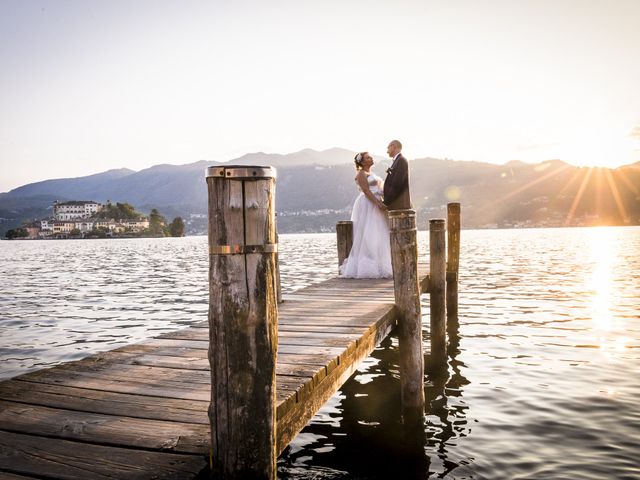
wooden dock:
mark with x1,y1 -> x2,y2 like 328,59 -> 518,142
0,269 -> 430,480
1,165 -> 460,480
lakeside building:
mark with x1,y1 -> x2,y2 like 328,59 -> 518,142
23,222 -> 41,239
39,216 -> 149,237
53,200 -> 103,220
27,200 -> 151,238
52,221 -> 75,235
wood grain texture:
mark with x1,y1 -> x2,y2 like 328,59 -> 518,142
336,221 -> 353,272
446,202 -> 461,320
389,209 -> 425,420
0,380 -> 210,424
430,218 -> 447,366
0,431 -> 205,480
0,268 -> 429,480
0,400 -> 209,454
207,173 -> 278,479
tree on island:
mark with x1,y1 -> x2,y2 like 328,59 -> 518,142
146,209 -> 186,237
85,227 -> 108,238
148,208 -> 166,236
168,217 -> 185,237
5,228 -> 28,239
94,202 -> 144,220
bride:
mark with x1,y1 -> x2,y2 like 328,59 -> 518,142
339,151 -> 393,279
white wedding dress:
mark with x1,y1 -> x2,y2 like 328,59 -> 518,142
339,172 -> 393,279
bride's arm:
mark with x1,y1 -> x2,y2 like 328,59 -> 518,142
356,171 -> 386,211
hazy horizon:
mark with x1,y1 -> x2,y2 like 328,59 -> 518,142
4,146 -> 640,194
1,0 -> 639,192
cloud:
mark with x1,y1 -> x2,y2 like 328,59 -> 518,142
629,126 -> 640,140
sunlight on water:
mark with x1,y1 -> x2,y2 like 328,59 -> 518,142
585,228 -> 634,366
588,228 -> 615,332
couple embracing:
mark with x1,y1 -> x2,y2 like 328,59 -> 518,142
339,139 -> 410,279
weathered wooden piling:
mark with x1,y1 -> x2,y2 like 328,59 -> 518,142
446,203 -> 461,320
206,165 -> 278,479
429,219 -> 447,367
389,209 -> 425,421
336,220 -> 353,271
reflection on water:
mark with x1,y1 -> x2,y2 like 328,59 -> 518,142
588,228 -> 615,333
1,227 -> 639,479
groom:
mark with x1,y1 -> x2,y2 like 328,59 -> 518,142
383,139 -> 411,210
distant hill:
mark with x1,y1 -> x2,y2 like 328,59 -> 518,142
1,148 -> 639,235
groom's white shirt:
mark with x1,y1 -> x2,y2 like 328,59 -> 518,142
391,152 -> 401,168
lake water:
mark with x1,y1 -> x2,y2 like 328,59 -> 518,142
1,227 -> 639,479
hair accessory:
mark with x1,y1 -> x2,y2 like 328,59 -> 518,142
355,153 -> 363,162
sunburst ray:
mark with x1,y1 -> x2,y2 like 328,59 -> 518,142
488,163 -> 571,207
604,169 -> 629,223
565,167 -> 594,225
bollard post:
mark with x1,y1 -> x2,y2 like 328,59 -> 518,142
336,220 -> 353,272
206,165 -> 278,480
446,203 -> 460,321
389,209 -> 425,422
429,219 -> 447,367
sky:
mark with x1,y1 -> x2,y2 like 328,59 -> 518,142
1,0 -> 639,192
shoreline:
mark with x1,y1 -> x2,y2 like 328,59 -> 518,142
2,223 -> 640,241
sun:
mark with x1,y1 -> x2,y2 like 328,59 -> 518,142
560,132 -> 640,169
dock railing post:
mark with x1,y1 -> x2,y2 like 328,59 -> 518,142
336,220 -> 353,272
389,209 -> 425,422
206,165 -> 278,480
446,203 -> 460,322
429,219 -> 447,368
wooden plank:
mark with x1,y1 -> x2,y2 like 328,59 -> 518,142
91,349 -> 338,372
280,302 -> 390,311
141,338 -> 208,349
10,371 -> 318,418
188,322 -> 368,334
277,315 -> 383,325
0,430 -> 205,480
277,344 -> 345,357
87,352 -> 327,383
276,307 -> 397,454
0,381 -> 210,424
162,327 -> 363,342
0,472 -> 40,480
0,400 -> 209,454
299,283 -> 393,292
162,329 -> 366,346
278,324 -> 368,334
283,293 -> 392,301
16,369 -> 211,402
20,364 -> 211,386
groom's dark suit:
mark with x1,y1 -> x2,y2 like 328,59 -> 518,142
383,153 -> 411,210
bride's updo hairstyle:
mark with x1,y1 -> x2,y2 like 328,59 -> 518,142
354,152 -> 368,170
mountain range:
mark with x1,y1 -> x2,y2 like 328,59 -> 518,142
1,148 -> 639,235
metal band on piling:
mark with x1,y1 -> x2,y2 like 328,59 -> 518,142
206,165 -> 277,180
210,244 -> 278,255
